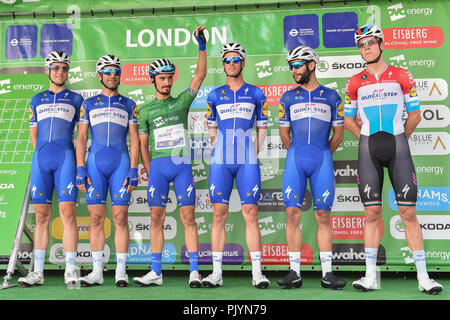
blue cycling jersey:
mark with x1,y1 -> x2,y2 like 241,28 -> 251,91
80,93 -> 138,206
207,83 -> 267,205
29,89 -> 83,150
79,93 -> 138,153
279,85 -> 344,210
29,89 -> 83,204
207,83 -> 268,165
279,85 -> 344,150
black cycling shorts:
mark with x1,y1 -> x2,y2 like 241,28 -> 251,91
357,131 -> 417,207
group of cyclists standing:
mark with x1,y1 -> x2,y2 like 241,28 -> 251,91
18,24 -> 443,295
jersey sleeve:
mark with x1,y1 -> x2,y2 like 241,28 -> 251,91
255,87 -> 268,127
344,77 -> 358,118
206,89 -> 218,127
330,90 -> 344,127
74,93 -> 84,123
29,96 -> 38,127
128,99 -> 139,125
138,105 -> 149,135
79,101 -> 89,125
178,88 -> 198,112
399,69 -> 420,112
278,92 -> 291,127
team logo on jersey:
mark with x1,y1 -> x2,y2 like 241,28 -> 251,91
337,102 -> 344,117
262,101 -> 268,117
278,104 -> 285,118
344,94 -> 351,105
80,104 -> 85,118
133,105 -> 139,118
29,106 -> 34,120
409,86 -> 418,97
207,103 -> 212,117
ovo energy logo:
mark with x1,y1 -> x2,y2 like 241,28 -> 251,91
387,3 -> 434,21
0,79 -> 12,95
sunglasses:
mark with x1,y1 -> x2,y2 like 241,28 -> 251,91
100,68 -> 121,76
157,65 -> 176,73
357,38 -> 378,48
223,56 -> 243,64
49,65 -> 69,72
289,60 -> 307,70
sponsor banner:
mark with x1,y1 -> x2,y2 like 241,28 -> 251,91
127,243 -> 177,264
188,111 -> 208,134
195,189 -> 241,213
383,26 -> 444,49
332,244 -> 386,265
189,86 -> 216,109
331,188 -> 364,212
51,216 -> 112,240
334,160 -> 358,184
128,215 -> 177,240
256,83 -> 298,106
416,78 -> 448,101
390,215 -> 450,240
331,215 -> 385,240
417,105 -> 450,128
408,132 -> 450,155
195,214 -> 235,236
258,243 -> 313,265
388,187 -> 450,212
49,243 -> 111,265
129,189 -> 177,213
316,55 -> 366,79
258,135 -> 288,159
180,243 -> 244,265
258,215 -> 286,237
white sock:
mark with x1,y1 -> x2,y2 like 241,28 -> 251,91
319,251 -> 333,278
412,250 -> 429,280
365,248 -> 378,278
289,251 -> 301,277
116,252 -> 128,274
250,251 -> 262,277
212,251 -> 223,275
92,251 -> 103,274
65,251 -> 77,273
33,249 -> 46,274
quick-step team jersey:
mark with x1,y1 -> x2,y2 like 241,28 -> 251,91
29,89 -> 83,150
79,93 -> 138,153
279,85 -> 344,149
344,65 -> 420,136
207,83 -> 268,165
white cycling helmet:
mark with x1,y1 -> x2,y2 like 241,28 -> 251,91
96,55 -> 121,72
220,42 -> 247,60
354,24 -> 384,45
149,58 -> 176,77
45,51 -> 70,68
286,46 -> 319,64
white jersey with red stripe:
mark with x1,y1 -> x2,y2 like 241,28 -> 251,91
344,65 -> 420,136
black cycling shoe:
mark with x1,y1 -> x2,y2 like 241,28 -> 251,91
277,270 -> 302,289
321,272 -> 346,290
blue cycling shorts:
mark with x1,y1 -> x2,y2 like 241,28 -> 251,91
30,143 -> 77,204
85,146 -> 131,206
147,157 -> 195,207
283,144 -> 335,211
209,163 -> 261,205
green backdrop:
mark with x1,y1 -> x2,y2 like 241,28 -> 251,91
0,0 -> 448,272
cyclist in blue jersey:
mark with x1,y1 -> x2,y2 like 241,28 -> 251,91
202,42 -> 270,289
75,55 -> 139,287
345,24 -> 442,294
277,46 -> 346,290
18,51 -> 83,288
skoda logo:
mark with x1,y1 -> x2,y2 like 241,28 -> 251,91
317,60 -> 329,72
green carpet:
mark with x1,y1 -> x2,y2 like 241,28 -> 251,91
1,270 -> 449,301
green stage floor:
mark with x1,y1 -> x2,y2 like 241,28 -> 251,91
1,270 -> 449,301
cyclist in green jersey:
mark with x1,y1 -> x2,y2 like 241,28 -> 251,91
133,25 -> 207,288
